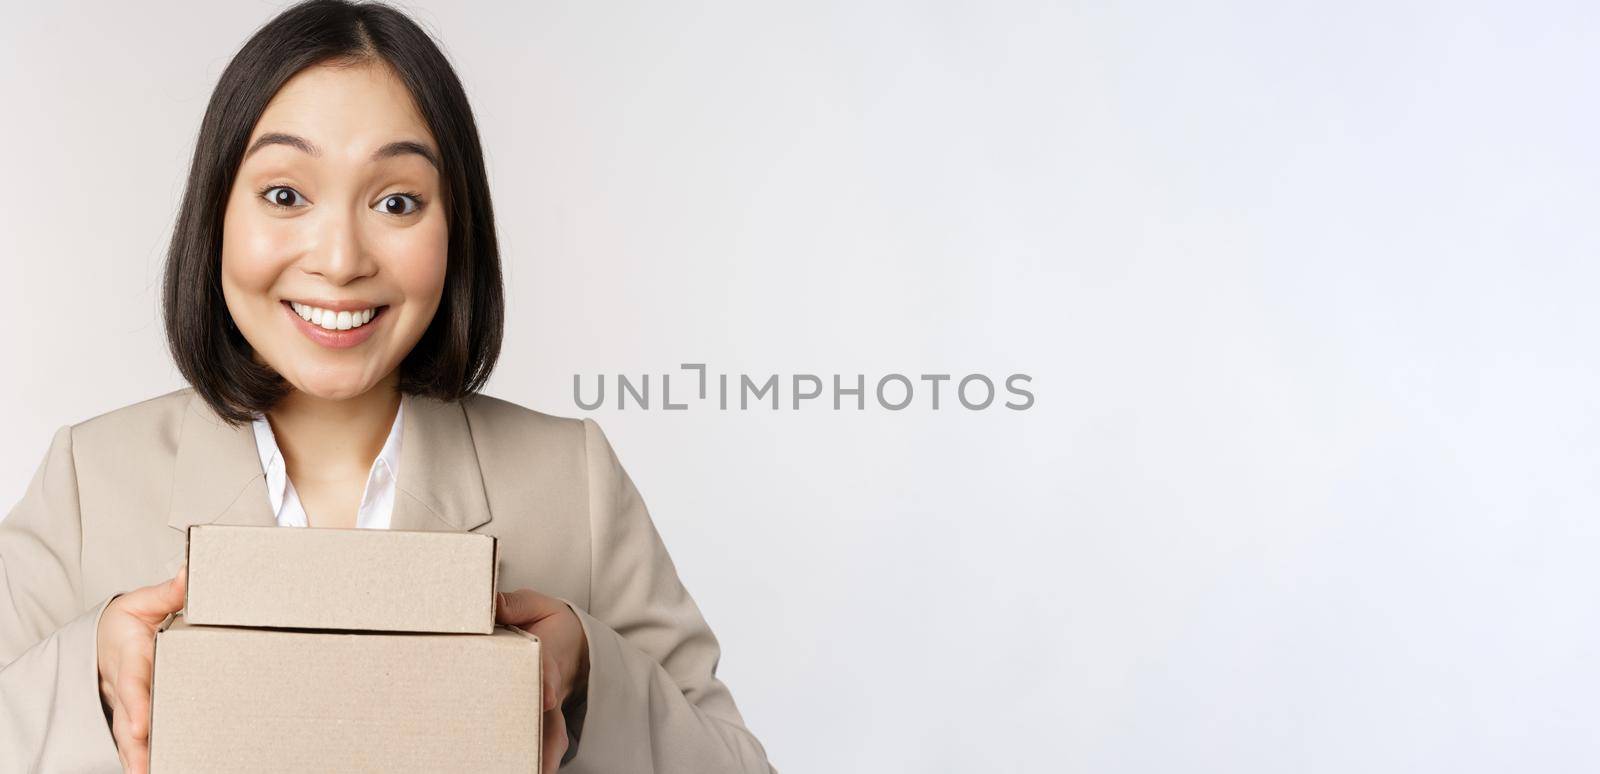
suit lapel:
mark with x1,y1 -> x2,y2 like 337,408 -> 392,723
390,394 -> 494,533
168,393 -> 276,532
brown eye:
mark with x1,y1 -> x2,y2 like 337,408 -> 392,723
377,193 -> 421,215
261,186 -> 307,208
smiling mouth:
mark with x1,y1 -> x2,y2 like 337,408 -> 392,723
285,301 -> 385,331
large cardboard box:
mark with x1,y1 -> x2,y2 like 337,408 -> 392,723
184,524 -> 497,634
149,618 -> 542,772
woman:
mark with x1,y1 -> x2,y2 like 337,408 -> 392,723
0,2 -> 773,772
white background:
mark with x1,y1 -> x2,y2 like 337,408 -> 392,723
3,2 -> 1598,771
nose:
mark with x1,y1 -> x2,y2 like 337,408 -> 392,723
299,205 -> 378,286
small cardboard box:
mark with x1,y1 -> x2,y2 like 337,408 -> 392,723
184,525 -> 497,634
150,617 -> 542,772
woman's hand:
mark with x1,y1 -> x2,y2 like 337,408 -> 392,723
96,566 -> 187,774
497,588 -> 590,773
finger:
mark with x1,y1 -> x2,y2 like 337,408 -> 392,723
118,570 -> 187,623
125,736 -> 150,774
110,705 -> 151,774
541,652 -> 563,712
112,711 -> 133,769
115,648 -> 155,745
541,705 -> 568,774
497,588 -> 561,626
116,652 -> 155,774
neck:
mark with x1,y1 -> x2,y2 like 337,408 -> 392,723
267,372 -> 401,483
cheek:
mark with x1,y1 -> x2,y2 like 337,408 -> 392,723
380,216 -> 449,311
220,201 -> 296,299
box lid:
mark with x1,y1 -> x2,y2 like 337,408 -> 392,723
183,524 -> 498,634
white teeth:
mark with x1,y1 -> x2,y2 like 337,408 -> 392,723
290,303 -> 378,331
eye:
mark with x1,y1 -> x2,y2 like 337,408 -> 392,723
260,186 -> 308,209
375,193 -> 423,216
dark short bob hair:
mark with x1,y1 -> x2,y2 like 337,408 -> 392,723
164,0 -> 503,424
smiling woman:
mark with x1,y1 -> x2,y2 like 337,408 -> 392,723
0,2 -> 774,773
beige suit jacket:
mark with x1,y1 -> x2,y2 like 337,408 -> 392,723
0,389 -> 773,772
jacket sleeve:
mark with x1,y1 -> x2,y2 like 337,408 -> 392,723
560,419 -> 775,774
0,426 -> 122,773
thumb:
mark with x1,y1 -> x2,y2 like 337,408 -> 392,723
120,565 -> 187,623
496,588 -> 560,626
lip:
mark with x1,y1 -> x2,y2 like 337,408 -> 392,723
282,300 -> 386,350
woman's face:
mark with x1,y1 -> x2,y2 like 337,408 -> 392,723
221,60 -> 447,402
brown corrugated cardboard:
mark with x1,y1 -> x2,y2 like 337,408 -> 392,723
150,618 -> 542,772
184,524 -> 497,634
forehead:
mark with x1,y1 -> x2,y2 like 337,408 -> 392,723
251,60 -> 434,154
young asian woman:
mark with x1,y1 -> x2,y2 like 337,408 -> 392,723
0,2 -> 774,772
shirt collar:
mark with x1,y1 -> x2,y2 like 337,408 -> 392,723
365,400 -> 406,509
250,412 -> 289,517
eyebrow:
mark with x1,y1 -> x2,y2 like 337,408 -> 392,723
243,132 -> 319,159
242,132 -> 441,170
373,140 -> 440,171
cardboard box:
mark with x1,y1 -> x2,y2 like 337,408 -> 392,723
184,525 -> 497,634
150,617 -> 542,772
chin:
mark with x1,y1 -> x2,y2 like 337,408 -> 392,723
286,370 -> 384,402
